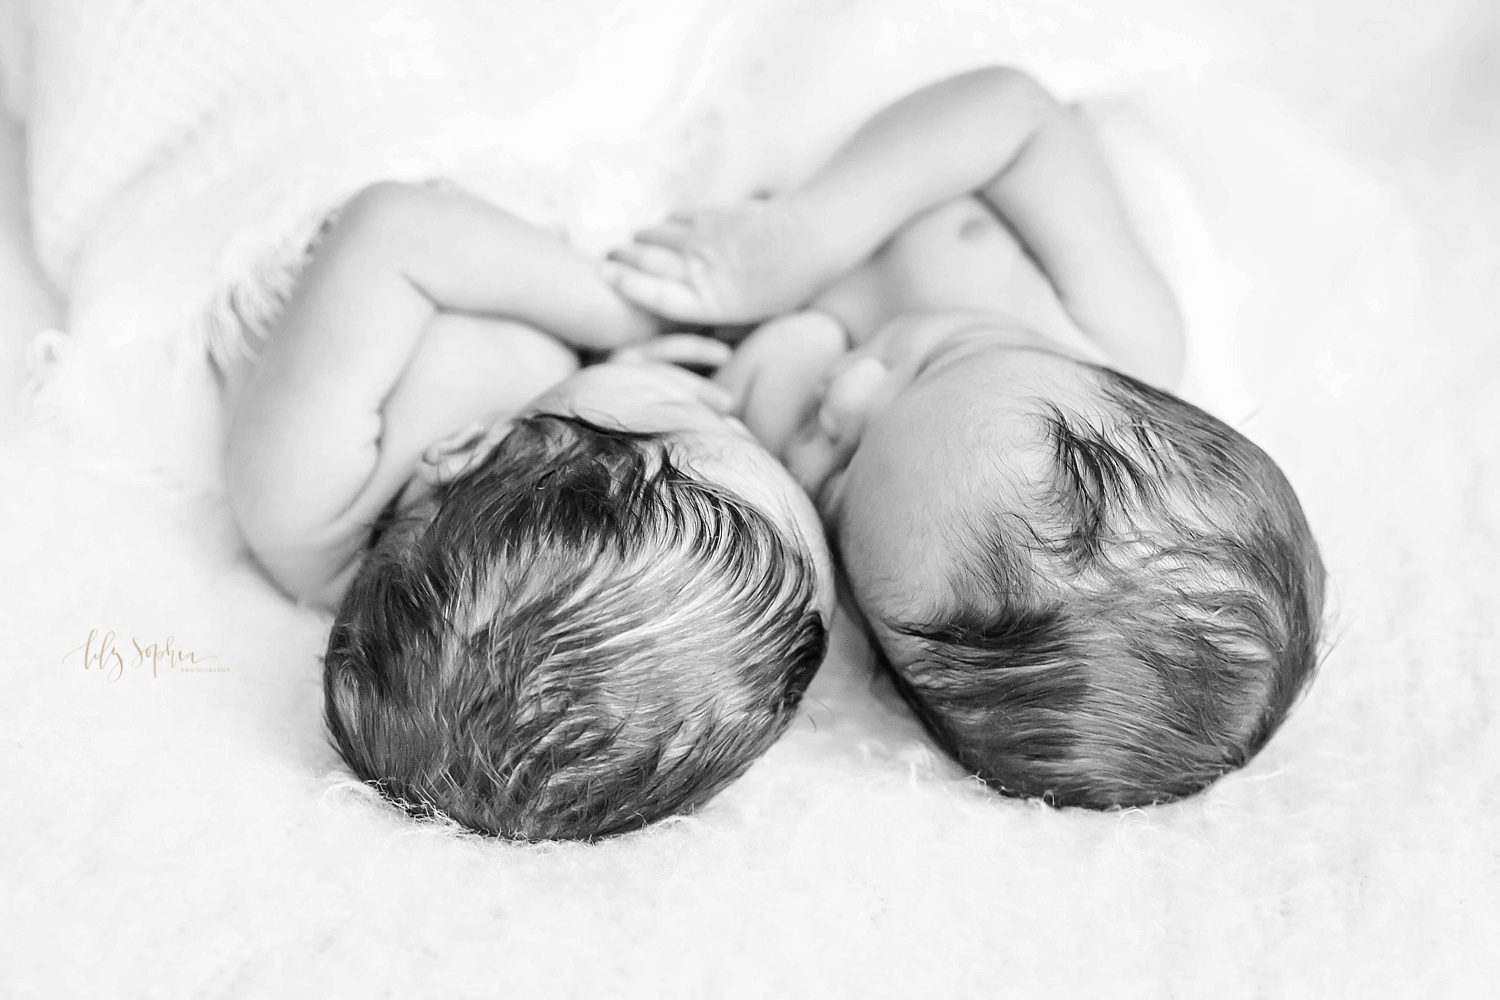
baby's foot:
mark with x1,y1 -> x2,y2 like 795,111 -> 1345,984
601,196 -> 845,324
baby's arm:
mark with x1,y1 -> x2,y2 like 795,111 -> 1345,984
605,67 -> 1181,385
227,181 -> 652,607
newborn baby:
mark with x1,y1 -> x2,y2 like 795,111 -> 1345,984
224,181 -> 833,840
606,67 -> 1327,807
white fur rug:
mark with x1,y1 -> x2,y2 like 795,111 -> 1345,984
2,1 -> 1497,997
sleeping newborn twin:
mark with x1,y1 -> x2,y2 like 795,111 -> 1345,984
226,68 -> 1326,840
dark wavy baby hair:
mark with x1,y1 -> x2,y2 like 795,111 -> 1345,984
890,369 -> 1325,808
324,414 -> 827,841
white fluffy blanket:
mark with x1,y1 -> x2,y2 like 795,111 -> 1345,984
2,1 -> 1496,997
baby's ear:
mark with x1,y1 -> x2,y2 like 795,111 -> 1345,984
417,420 -> 512,485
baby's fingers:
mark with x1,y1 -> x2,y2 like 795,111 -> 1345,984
600,260 -> 713,322
633,220 -> 693,251
606,242 -> 689,282
611,334 -> 732,371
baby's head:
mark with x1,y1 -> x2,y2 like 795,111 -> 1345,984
790,312 -> 1324,807
326,363 -> 833,840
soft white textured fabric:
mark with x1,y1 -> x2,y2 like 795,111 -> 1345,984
17,0 -> 1226,494
0,0 -> 29,120
22,0 -> 1223,279
27,0 -> 724,278
3,1 -> 1497,997
19,0 -> 761,491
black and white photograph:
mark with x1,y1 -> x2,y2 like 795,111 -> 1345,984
0,0 -> 1494,996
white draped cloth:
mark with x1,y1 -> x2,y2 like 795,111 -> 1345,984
7,0 -> 1223,491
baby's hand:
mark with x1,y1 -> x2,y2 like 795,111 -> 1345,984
601,196 -> 846,325
609,333 -> 733,374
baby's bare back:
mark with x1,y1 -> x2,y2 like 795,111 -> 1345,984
812,195 -> 1085,351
